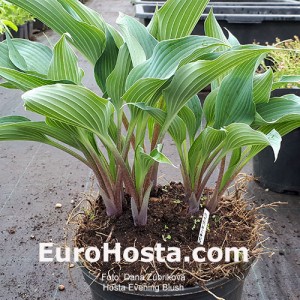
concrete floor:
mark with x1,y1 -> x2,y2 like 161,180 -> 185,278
0,0 -> 299,299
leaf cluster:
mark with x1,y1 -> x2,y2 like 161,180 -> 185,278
0,0 -> 300,226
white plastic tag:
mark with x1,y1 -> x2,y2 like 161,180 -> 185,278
197,208 -> 210,245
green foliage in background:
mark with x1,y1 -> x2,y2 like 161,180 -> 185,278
0,0 -> 34,34
263,36 -> 300,88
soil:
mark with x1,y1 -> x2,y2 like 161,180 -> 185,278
76,181 -> 263,288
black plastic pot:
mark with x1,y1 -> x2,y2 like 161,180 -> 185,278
253,88 -> 300,194
11,24 -> 29,39
81,265 -> 250,300
27,21 -> 34,40
135,1 -> 300,44
33,19 -> 49,32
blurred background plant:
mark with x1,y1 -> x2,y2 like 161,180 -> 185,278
0,0 -> 34,34
264,36 -> 300,87
0,19 -> 17,35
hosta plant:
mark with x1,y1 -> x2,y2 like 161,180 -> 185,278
0,0 -> 300,229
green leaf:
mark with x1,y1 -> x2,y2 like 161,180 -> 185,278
94,29 -> 119,93
149,0 -> 210,41
203,88 -> 218,126
106,44 -> 132,110
0,121 -> 48,143
222,123 -> 281,161
2,20 -> 18,32
135,144 -> 174,191
204,12 -> 240,49
5,33 -> 28,71
220,128 -> 282,190
178,105 -> 196,142
23,84 -> 112,138
204,9 -> 231,89
266,129 -> 282,161
123,36 -> 225,118
260,120 -> 300,137
253,69 -> 273,104
106,24 -> 124,49
178,43 -> 225,68
0,42 -> 16,70
204,9 -> 229,48
0,82 -> 18,89
255,96 -> 300,125
214,58 -> 257,128
123,78 -> 168,117
0,67 -> 56,91
147,5 -> 159,37
150,144 -> 174,165
226,30 -> 240,47
12,41 -> 52,76
126,102 -> 167,126
282,94 -> 300,104
8,0 -> 106,64
186,95 -> 202,136
163,45 -> 274,120
126,36 -> 224,89
147,115 -> 156,143
0,39 -> 53,76
56,0 -> 123,48
189,127 -> 227,170
0,116 -> 31,124
272,75 -> 300,90
220,148 -> 242,189
23,120 -> 81,149
117,14 -> 157,67
57,0 -> 105,31
0,118 -> 89,164
168,115 -> 187,145
178,95 -> 203,143
44,118 -> 84,148
127,102 -> 187,145
48,34 -> 83,84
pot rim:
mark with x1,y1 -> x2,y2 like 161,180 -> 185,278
79,260 -> 253,297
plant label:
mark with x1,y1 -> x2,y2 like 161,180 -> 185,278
197,208 -> 210,245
